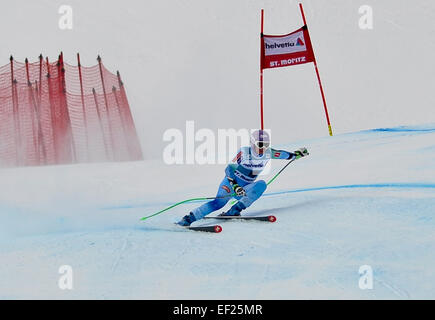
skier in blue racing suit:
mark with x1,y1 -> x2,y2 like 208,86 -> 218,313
177,129 -> 309,226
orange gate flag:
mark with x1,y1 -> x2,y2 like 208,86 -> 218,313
261,26 -> 315,70
259,4 -> 333,136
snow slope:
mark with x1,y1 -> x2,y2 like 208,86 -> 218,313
1,124 -> 435,299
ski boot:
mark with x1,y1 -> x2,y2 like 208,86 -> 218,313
219,202 -> 246,217
177,212 -> 197,226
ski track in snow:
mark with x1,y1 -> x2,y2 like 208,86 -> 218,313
1,124 -> 435,299
111,231 -> 132,273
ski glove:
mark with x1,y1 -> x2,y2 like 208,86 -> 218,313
232,184 -> 246,196
227,177 -> 246,196
294,147 -> 309,160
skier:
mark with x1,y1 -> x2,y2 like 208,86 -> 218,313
177,129 -> 309,226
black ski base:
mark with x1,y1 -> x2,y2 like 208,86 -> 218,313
204,215 -> 277,223
185,225 -> 223,233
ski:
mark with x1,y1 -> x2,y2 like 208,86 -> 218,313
204,215 -> 277,223
180,224 -> 223,233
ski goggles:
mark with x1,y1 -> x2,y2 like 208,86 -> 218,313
253,140 -> 270,149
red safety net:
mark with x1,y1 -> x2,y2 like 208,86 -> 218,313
0,53 -> 143,167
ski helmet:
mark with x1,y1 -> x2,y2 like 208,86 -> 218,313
250,129 -> 270,155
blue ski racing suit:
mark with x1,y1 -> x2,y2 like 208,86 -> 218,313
188,146 -> 297,221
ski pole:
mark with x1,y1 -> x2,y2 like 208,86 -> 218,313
140,194 -> 237,221
140,158 -> 296,221
267,157 -> 296,186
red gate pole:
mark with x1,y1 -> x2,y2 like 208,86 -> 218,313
77,53 -> 89,160
10,56 -> 21,165
38,55 -> 42,87
260,9 -> 265,130
57,54 -> 76,163
26,58 -> 47,165
46,57 -> 59,164
25,58 -> 30,86
97,55 -> 116,160
92,88 -> 110,160
117,70 -> 143,160
56,58 -> 66,163
112,86 -> 129,160
33,79 -> 47,164
60,52 -> 77,162
38,54 -> 43,104
25,58 -> 39,164
299,3 -> 333,136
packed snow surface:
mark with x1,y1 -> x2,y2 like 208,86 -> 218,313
1,124 -> 435,299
